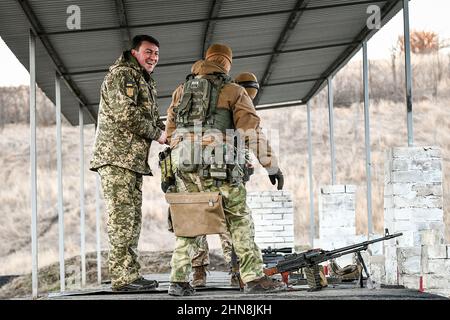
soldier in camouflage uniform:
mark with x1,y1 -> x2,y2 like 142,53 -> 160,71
165,44 -> 286,296
90,35 -> 167,292
190,72 -> 264,289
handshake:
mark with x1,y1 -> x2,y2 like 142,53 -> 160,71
157,130 -> 167,145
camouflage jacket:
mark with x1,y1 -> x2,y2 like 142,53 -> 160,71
90,51 -> 165,175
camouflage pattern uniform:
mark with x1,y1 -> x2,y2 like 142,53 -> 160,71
90,51 -> 164,289
169,146 -> 264,283
166,60 -> 277,284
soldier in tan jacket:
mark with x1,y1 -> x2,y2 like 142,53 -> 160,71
90,35 -> 166,292
165,44 -> 285,296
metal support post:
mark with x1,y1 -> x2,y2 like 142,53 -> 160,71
29,29 -> 38,299
327,77 -> 336,184
55,73 -> 65,291
79,106 -> 86,287
363,41 -> 373,236
403,0 -> 414,146
306,101 -> 315,247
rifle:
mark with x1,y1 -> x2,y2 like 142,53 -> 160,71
264,229 -> 402,289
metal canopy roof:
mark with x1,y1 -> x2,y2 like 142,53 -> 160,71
0,0 -> 403,125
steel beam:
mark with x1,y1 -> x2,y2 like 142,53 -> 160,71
363,41 -> 373,236
114,0 -> 132,51
403,0 -> 414,146
29,29 -> 38,300
306,100 -> 315,246
79,106 -> 86,287
55,73 -> 65,292
202,0 -> 224,56
327,77 -> 336,185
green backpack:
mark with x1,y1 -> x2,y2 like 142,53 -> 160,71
175,73 -> 234,133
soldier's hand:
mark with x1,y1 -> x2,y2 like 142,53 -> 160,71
268,168 -> 284,190
157,131 -> 167,144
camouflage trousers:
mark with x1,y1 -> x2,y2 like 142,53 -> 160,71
191,232 -> 233,267
97,165 -> 142,289
169,147 -> 264,284
192,214 -> 258,268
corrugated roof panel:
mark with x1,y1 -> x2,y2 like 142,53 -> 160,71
49,31 -> 123,71
258,81 -> 315,105
132,22 -> 205,63
219,0 -> 297,17
0,0 -> 404,124
29,0 -> 118,33
152,64 -> 192,97
230,56 -> 272,82
268,46 -> 348,83
126,0 -> 209,25
212,13 -> 290,56
287,1 -> 388,49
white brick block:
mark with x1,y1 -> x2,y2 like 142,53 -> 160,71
277,219 -> 296,226
272,196 -> 291,202
427,259 -> 450,274
257,225 -> 284,232
345,185 -> 356,193
392,159 -> 409,171
251,208 -> 273,215
264,202 -> 283,208
399,274 -> 421,290
397,247 -> 421,274
384,246 -> 399,285
257,196 -> 273,202
253,219 -> 273,226
321,185 -> 346,194
412,184 -> 443,197
424,245 -> 447,259
248,202 -> 262,209
272,207 -> 294,214
262,214 -> 283,220
392,183 -> 412,195
283,201 -> 293,208
280,214 -> 293,221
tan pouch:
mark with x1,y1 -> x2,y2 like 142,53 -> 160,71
165,192 -> 227,237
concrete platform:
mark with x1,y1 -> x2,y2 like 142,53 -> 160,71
47,271 -> 448,300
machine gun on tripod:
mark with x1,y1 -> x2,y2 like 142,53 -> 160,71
263,229 -> 402,291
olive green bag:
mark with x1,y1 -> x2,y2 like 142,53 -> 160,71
165,192 -> 227,237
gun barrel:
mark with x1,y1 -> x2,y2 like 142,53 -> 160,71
325,232 -> 402,256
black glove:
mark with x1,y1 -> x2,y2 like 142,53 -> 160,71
268,168 -> 284,190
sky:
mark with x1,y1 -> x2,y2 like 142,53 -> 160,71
0,0 -> 449,86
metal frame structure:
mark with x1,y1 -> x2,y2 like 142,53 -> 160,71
10,0 -> 415,298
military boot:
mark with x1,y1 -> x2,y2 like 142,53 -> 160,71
191,265 -> 207,288
112,277 -> 159,292
168,282 -> 195,296
230,273 -> 241,287
244,276 -> 287,294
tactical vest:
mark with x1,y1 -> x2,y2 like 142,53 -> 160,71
174,73 -> 234,133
